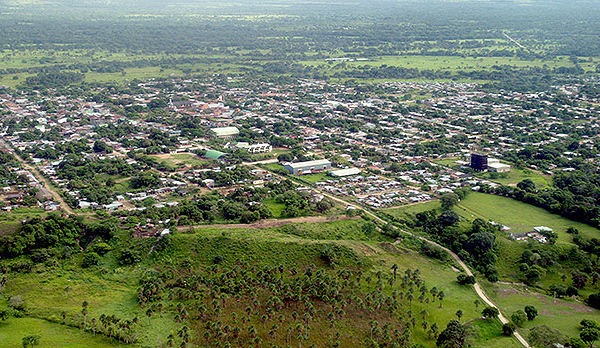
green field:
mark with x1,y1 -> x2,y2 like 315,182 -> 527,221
475,168 -> 552,189
456,192 -> 600,243
0,317 -> 128,348
486,281 -> 600,340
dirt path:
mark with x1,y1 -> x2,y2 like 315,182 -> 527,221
177,215 -> 359,231
1,137 -> 74,215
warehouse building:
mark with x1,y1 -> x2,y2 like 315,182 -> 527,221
283,159 -> 332,175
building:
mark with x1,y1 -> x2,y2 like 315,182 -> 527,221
283,159 -> 332,175
488,162 -> 511,173
211,126 -> 239,139
233,142 -> 272,153
205,150 -> 227,160
330,168 -> 361,177
470,153 -> 488,171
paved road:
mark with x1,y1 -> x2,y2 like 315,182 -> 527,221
253,163 -> 530,348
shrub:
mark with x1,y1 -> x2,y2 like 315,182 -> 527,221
81,252 -> 100,268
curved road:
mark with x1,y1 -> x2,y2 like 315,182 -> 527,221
256,165 -> 530,348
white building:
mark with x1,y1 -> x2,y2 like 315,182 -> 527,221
233,142 -> 272,153
283,159 -> 332,175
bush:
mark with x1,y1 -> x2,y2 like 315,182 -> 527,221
81,252 -> 100,268
92,242 -> 112,255
118,249 -> 140,266
457,274 -> 476,285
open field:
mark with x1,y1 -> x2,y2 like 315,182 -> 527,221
457,192 -> 600,243
303,55 -> 600,74
485,281 -> 600,339
0,317 -> 129,348
475,168 -> 552,189
149,153 -> 212,170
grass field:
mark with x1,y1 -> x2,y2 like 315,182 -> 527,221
457,192 -> 600,243
263,198 -> 285,217
485,281 -> 600,339
0,317 -> 128,348
149,153 -> 213,170
475,168 -> 552,189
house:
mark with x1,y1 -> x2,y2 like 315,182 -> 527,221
283,159 -> 332,175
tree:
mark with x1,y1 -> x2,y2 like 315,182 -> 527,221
511,310 -> 527,327
440,193 -> 459,210
436,319 -> 472,348
455,310 -> 463,321
517,179 -> 536,193
569,337 -> 587,348
580,328 -> 600,348
482,307 -> 499,320
502,322 -> 516,336
524,306 -> 538,321
528,326 -> 566,348
525,265 -> 544,285
588,292 -> 600,309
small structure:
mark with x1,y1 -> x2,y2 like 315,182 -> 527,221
211,127 -> 239,139
283,159 -> 332,175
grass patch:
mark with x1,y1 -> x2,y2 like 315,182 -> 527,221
485,281 -> 600,339
457,192 -> 600,243
263,198 -> 285,217
0,317 -> 128,348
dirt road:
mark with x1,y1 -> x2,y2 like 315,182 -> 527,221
0,137 -> 74,215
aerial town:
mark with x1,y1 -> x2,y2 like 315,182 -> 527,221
1,78 -> 597,229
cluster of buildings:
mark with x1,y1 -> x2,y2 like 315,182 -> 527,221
0,76 -> 598,216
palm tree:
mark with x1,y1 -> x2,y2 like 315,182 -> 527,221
438,291 -> 445,308
391,264 -> 398,280
456,309 -> 463,321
